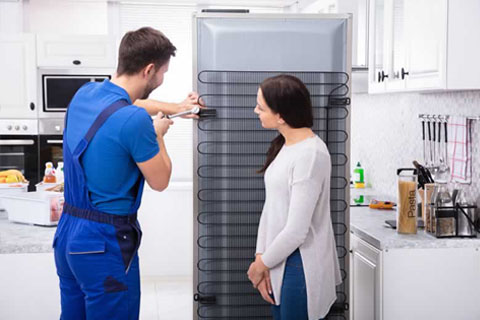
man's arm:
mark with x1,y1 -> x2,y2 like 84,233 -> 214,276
135,92 -> 201,118
137,113 -> 173,191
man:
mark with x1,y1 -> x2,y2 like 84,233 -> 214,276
53,27 -> 198,320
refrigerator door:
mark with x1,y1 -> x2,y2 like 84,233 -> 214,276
197,15 -> 348,72
194,13 -> 351,320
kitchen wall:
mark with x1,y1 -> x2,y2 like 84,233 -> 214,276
350,90 -> 480,203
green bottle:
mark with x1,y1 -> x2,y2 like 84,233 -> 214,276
353,162 -> 365,188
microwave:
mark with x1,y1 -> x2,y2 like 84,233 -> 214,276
38,70 -> 113,118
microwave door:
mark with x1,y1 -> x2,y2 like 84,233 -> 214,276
43,76 -> 91,112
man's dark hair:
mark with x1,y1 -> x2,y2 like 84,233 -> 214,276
116,27 -> 176,76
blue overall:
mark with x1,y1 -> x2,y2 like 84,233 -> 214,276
53,100 -> 144,320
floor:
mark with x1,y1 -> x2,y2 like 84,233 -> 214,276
140,276 -> 192,320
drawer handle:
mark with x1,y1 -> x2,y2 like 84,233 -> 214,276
72,60 -> 81,65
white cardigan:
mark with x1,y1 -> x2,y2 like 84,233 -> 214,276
256,135 -> 342,320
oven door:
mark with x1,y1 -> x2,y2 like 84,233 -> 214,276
39,135 -> 63,173
0,135 -> 39,191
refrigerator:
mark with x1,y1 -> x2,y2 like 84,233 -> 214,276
193,12 -> 351,320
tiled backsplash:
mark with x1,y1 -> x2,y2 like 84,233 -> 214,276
350,90 -> 480,203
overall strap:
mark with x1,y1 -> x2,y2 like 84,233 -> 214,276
84,99 -> 130,143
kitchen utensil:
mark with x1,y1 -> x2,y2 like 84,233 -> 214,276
443,120 -> 450,176
427,119 -> 433,167
412,160 -> 434,189
432,117 -> 437,167
397,168 -> 418,234
422,119 -> 426,165
369,199 -> 395,210
435,117 -> 451,183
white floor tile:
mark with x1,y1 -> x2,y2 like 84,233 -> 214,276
140,276 -> 192,320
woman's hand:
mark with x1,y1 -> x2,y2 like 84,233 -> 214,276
257,271 -> 275,304
134,92 -> 204,117
178,92 -> 203,119
247,255 -> 269,288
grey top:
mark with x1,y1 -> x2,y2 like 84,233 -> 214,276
350,206 -> 480,250
0,210 -> 56,254
256,135 -> 341,320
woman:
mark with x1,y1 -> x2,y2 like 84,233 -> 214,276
247,75 -> 342,320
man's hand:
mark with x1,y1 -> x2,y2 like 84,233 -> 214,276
247,255 -> 269,288
257,272 -> 275,305
153,112 -> 173,137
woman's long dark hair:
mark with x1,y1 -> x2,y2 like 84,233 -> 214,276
258,75 -> 314,173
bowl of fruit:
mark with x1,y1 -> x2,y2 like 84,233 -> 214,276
0,170 -> 29,193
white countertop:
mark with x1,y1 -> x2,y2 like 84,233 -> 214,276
0,210 -> 56,254
350,206 -> 480,250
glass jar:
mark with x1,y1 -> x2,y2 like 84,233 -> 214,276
397,168 -> 418,234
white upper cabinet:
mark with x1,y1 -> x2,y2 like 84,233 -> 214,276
368,0 -> 387,93
0,34 -> 37,119
36,35 -> 117,68
368,0 -> 480,93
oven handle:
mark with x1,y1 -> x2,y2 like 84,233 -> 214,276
46,140 -> 63,144
0,140 -> 35,146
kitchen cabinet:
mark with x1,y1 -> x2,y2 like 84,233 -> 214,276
350,207 -> 480,320
36,34 -> 117,68
350,234 -> 382,320
0,34 -> 37,119
368,0 -> 480,93
301,0 -> 369,68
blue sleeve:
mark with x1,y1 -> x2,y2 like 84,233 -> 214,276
120,108 -> 160,163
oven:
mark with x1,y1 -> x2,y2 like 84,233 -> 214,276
0,120 -> 40,191
39,119 -> 64,175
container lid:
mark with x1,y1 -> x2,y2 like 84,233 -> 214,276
397,168 -> 418,175
0,182 -> 29,189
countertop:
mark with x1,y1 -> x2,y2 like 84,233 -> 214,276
0,210 -> 56,254
350,206 -> 480,250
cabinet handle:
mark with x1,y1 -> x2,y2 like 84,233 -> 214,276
401,67 -> 409,80
381,70 -> 389,82
72,60 -> 81,65
30,102 -> 35,111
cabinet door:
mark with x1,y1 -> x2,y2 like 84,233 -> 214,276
404,0 -> 447,90
351,234 -> 382,320
37,35 -> 117,68
384,0 -> 407,91
368,0 -> 388,93
352,251 -> 376,320
0,34 -> 37,119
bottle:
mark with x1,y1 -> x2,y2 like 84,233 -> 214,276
43,162 -> 56,183
55,162 -> 64,184
353,162 -> 365,188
